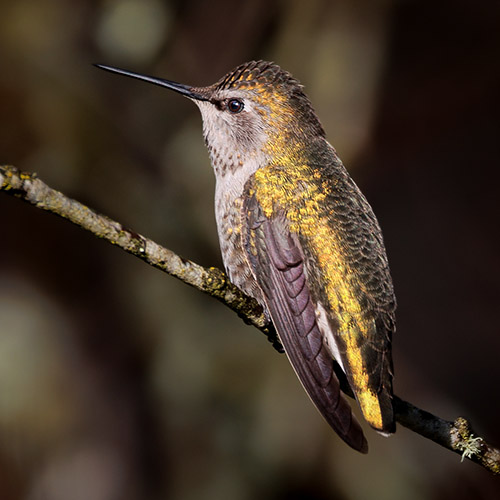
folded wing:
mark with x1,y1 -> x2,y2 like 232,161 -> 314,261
243,188 -> 368,453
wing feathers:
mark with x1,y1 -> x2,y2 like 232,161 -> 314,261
244,198 -> 368,453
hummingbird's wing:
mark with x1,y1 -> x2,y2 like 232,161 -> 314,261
242,152 -> 396,442
242,186 -> 368,453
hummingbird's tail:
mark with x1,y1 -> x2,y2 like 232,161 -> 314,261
340,323 -> 396,436
357,386 -> 395,436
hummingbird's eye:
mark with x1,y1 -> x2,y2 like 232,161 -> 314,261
227,98 -> 244,113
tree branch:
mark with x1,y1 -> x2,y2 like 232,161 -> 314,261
1,164 -> 498,474
0,164 -> 281,352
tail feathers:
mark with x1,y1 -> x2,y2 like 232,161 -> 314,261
358,387 -> 395,436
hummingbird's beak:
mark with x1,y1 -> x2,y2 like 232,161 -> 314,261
95,64 -> 208,101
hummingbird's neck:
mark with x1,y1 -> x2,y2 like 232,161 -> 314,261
263,130 -> 324,167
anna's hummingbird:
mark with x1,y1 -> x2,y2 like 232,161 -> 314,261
97,60 -> 396,453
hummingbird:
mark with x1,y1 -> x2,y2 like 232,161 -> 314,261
96,60 -> 396,453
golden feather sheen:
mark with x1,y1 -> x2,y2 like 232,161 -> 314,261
253,161 -> 384,430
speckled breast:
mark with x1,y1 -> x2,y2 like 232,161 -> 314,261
215,192 -> 265,306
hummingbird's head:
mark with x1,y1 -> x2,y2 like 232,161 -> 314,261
96,61 -> 325,177
194,61 -> 326,172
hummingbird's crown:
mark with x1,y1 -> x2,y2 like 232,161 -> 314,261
215,60 -> 301,94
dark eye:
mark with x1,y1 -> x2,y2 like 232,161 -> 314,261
227,98 -> 244,113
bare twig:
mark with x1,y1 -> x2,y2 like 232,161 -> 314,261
1,164 -> 498,474
394,397 -> 500,474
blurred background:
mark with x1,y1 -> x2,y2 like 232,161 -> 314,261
1,0 -> 499,498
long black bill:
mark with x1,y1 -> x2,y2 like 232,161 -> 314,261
95,64 -> 208,101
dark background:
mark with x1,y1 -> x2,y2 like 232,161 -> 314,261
1,0 -> 499,498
